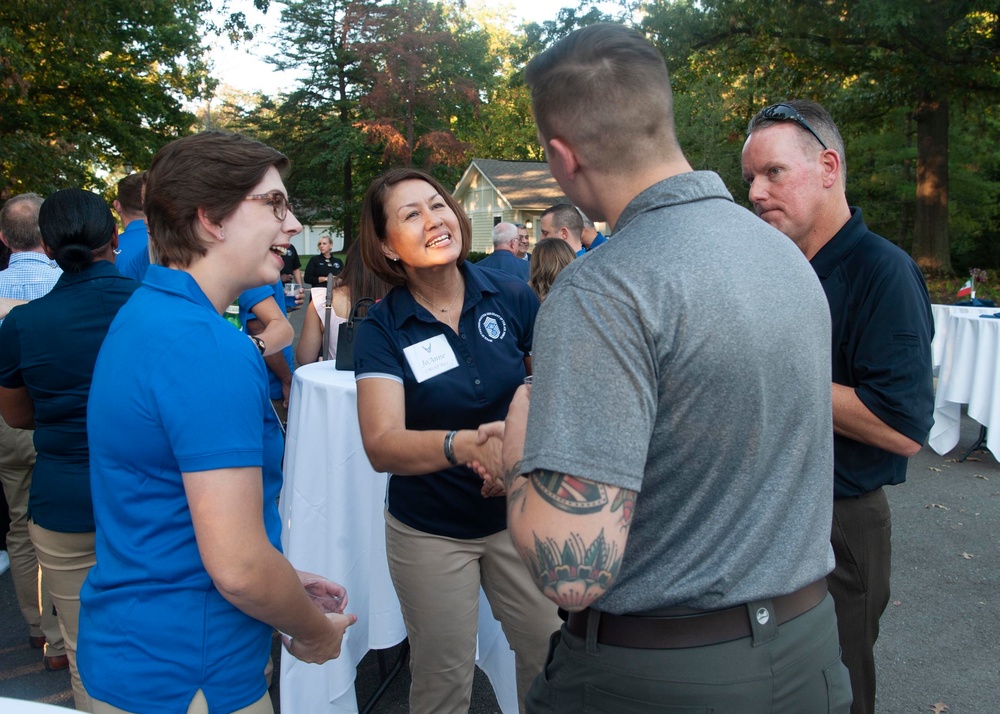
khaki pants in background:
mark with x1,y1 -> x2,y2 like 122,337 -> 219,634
28,522 -> 96,712
385,510 -> 562,714
0,416 -> 64,655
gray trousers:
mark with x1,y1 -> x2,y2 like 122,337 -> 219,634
525,593 -> 852,713
829,488 -> 892,714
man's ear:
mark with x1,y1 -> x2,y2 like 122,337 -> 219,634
0,232 -> 9,250
820,149 -> 842,190
548,137 -> 581,180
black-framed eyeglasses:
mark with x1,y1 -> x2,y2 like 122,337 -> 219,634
760,103 -> 828,150
245,192 -> 293,221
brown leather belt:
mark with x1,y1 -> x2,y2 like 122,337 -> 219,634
563,579 -> 827,649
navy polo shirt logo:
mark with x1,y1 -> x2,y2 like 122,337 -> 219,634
478,312 -> 507,343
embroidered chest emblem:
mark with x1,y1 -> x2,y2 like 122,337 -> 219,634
478,312 -> 507,343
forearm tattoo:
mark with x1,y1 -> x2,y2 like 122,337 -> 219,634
521,531 -> 621,611
532,470 -> 608,513
610,487 -> 635,529
514,469 -> 635,609
503,460 -> 527,511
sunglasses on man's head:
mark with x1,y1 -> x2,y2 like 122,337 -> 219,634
759,104 -> 828,150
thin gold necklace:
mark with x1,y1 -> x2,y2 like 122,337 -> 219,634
413,282 -> 462,313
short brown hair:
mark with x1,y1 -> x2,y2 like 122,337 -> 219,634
358,168 -> 471,286
526,23 -> 681,174
116,172 -> 146,214
145,131 -> 289,268
541,203 -> 583,240
746,99 -> 848,186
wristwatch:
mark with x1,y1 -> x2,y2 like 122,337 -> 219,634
250,335 -> 266,355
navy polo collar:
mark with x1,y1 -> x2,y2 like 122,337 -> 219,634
54,260 -> 127,285
388,260 -> 501,330
809,207 -> 866,279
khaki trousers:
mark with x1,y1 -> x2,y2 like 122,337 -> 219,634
28,522 -> 96,711
0,415 -> 63,655
385,511 -> 561,714
92,690 -> 273,714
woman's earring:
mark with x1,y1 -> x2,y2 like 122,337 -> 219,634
114,248 -> 122,255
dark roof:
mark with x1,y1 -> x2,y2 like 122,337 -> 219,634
458,159 -> 567,209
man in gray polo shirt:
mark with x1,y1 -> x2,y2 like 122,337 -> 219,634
496,23 -> 851,712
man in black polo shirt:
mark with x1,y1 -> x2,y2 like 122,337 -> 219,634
742,99 -> 934,714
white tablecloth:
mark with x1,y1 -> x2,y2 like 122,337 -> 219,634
928,314 -> 1000,457
0,700 -> 71,713
279,362 -> 518,714
930,304 -> 999,370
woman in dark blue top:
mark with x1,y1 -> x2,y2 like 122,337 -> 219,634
0,188 -> 138,709
354,168 -> 560,714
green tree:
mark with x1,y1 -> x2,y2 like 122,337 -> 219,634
0,0 -> 218,198
240,0 -> 502,244
240,0 -> 386,246
642,0 -> 1000,274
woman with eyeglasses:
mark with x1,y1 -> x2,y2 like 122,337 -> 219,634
78,131 -> 355,714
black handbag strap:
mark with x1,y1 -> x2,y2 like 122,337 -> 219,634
347,297 -> 376,326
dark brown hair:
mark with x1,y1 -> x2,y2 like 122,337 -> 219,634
335,241 -> 392,316
358,168 -> 471,286
144,131 -> 289,268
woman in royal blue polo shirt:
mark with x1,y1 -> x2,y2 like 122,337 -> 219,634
0,188 -> 138,709
353,168 -> 561,714
78,132 -> 355,714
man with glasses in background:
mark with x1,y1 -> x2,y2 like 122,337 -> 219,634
743,99 -> 934,714
515,222 -> 530,260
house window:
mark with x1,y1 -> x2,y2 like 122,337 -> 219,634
493,215 -> 502,226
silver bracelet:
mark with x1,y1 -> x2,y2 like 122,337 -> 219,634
444,430 -> 459,466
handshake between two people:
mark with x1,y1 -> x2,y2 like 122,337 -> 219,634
467,383 -> 532,498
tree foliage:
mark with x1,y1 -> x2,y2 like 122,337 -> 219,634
641,0 -> 1000,274
0,0 -> 220,198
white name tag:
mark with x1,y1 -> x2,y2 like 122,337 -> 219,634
403,334 -> 459,383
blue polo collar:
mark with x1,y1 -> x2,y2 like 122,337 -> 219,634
142,264 -> 217,313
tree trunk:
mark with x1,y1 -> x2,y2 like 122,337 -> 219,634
912,94 -> 952,275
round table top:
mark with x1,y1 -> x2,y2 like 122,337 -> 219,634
0,699 -> 72,713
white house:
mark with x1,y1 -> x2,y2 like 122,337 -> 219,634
452,159 -> 570,252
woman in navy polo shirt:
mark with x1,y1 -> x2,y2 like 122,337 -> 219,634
78,132 -> 355,714
0,188 -> 138,709
354,168 -> 561,714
